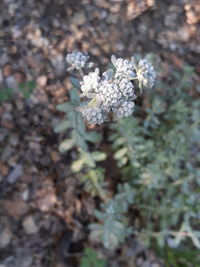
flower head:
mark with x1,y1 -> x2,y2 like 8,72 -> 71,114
96,80 -> 122,107
111,55 -> 136,80
66,51 -> 89,71
80,68 -> 100,98
77,106 -> 107,125
112,101 -> 135,120
116,77 -> 135,99
68,52 -> 156,123
136,59 -> 156,89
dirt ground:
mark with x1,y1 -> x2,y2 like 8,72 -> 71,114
0,0 -> 199,266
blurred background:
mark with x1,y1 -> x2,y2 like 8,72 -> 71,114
0,0 -> 199,267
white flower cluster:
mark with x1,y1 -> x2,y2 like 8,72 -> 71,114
136,59 -> 156,89
66,51 -> 91,71
77,106 -> 107,125
80,68 -> 100,98
66,52 -> 156,125
111,55 -> 136,80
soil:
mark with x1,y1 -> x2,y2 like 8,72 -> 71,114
0,0 -> 199,266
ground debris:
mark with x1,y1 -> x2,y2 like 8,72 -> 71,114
0,0 -> 199,266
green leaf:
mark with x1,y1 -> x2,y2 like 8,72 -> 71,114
75,132 -> 88,151
56,102 -> 74,112
54,120 -> 71,133
0,88 -> 13,102
114,148 -> 128,160
80,247 -> 106,267
28,80 -> 36,90
76,113 -> 87,137
85,132 -> 102,143
59,138 -> 75,153
70,77 -> 80,88
7,87 -> 14,97
69,87 -> 80,106
81,151 -> 96,168
71,158 -> 85,173
19,80 -> 36,99
92,151 -> 107,162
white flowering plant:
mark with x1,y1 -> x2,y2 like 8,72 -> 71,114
106,64 -> 200,261
54,51 -> 156,199
65,51 -> 156,125
55,52 -> 200,265
54,50 -> 157,247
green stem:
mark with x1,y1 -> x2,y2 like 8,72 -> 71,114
78,68 -> 84,78
91,176 -> 108,200
88,97 -> 97,108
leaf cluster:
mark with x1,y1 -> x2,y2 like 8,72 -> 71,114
109,65 -> 200,249
80,247 -> 106,267
89,184 -> 134,249
54,78 -> 107,198
0,80 -> 36,102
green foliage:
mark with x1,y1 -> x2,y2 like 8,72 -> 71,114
80,247 -> 106,267
56,58 -> 199,265
55,79 -> 102,153
71,150 -> 106,172
0,87 -> 13,102
109,65 -> 200,249
0,80 -> 36,102
90,184 -> 134,249
55,77 -> 107,199
81,168 -> 108,198
155,245 -> 200,267
19,80 -> 36,99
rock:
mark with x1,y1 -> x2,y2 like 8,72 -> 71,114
8,155 -> 19,167
18,255 -> 33,267
1,113 -> 14,130
14,71 -> 25,84
126,0 -> 155,21
0,53 -> 9,66
2,64 -> 12,77
142,261 -> 151,267
0,69 -> 3,84
22,216 -> 39,234
37,75 -> 47,87
50,54 -> 64,75
37,192 -> 57,212
22,189 -> 29,201
16,99 -> 24,110
25,55 -> 43,70
29,141 -> 42,155
0,227 -> 12,248
1,256 -> 16,267
40,155 -> 51,166
16,249 -> 33,267
71,12 -> 86,26
151,263 -> 162,267
1,146 -> 14,161
0,161 -> 9,176
5,76 -> 17,89
9,134 -> 19,147
1,119 -> 15,129
50,151 -> 61,162
7,164 -> 23,183
2,103 -> 13,112
0,128 -> 8,141
2,199 -> 28,218
107,14 -> 118,24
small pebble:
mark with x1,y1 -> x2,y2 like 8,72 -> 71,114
7,164 -> 23,184
22,216 -> 39,234
0,227 -> 12,248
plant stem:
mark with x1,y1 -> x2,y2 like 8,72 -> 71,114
78,68 -> 84,78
